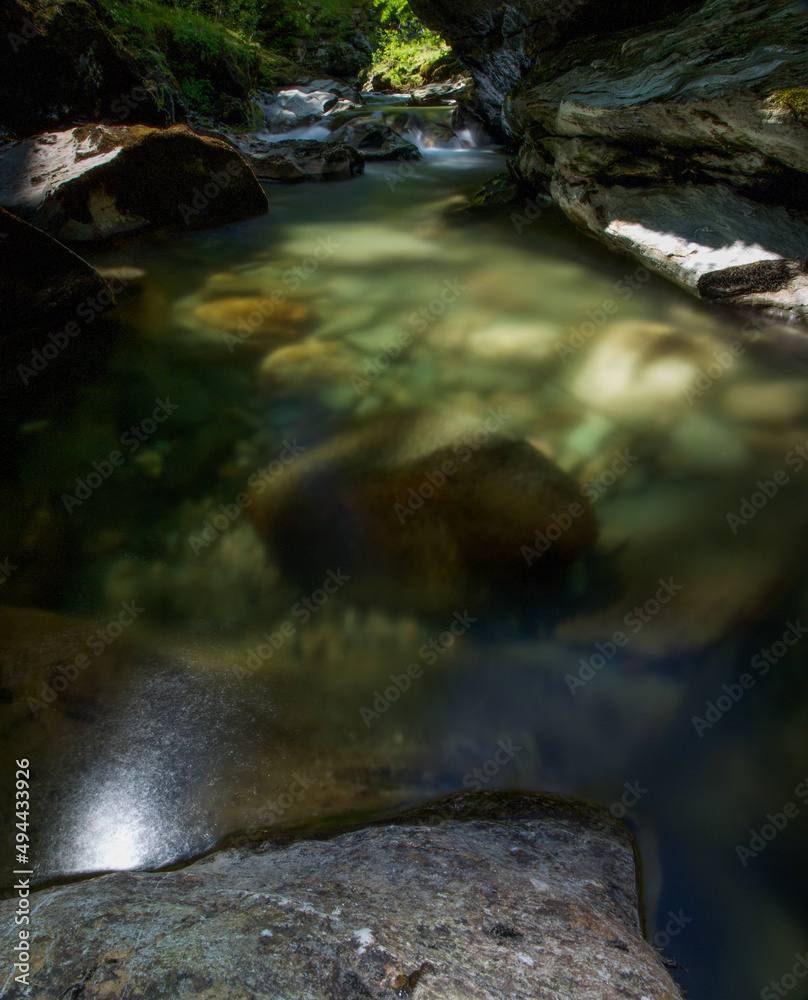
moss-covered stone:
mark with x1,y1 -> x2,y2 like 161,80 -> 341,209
771,87 -> 808,123
0,124 -> 268,241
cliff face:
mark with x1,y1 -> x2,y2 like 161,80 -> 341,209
408,0 -> 702,136
411,0 -> 808,321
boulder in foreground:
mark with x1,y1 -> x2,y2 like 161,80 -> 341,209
0,790 -> 685,1000
0,206 -> 117,413
0,124 -> 268,241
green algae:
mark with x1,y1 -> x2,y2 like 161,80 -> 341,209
771,88 -> 808,123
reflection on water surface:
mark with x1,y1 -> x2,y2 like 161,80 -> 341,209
1,144 -> 807,1000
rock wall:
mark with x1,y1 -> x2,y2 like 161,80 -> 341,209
408,0 -> 700,136
412,0 -> 808,321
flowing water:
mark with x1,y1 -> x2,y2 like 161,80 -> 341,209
2,124 -> 808,1000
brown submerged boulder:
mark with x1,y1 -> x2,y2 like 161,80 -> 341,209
248,407 -> 597,612
0,124 -> 268,241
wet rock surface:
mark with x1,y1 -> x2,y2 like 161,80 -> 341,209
408,0 -> 697,135
0,205 -> 111,338
259,79 -> 364,133
238,137 -> 365,182
327,116 -> 423,161
0,791 -> 685,1000
0,124 -> 268,241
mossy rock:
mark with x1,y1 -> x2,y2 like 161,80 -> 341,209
0,124 -> 268,241
771,88 -> 808,123
0,0 -> 178,135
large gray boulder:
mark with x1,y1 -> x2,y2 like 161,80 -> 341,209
0,791 -> 685,1000
0,124 -> 268,241
258,79 -> 364,133
236,137 -> 365,182
327,116 -> 423,160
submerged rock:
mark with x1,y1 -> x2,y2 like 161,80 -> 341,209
0,790 -> 685,1000
192,296 -> 314,339
327,116 -> 423,160
248,407 -> 597,612
0,124 -> 268,241
258,339 -> 361,395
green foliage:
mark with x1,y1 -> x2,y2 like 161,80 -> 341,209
89,0 -> 447,119
771,88 -> 808,122
97,0 -> 262,118
366,0 -> 449,89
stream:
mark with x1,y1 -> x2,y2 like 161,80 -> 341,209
2,108 -> 808,1000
